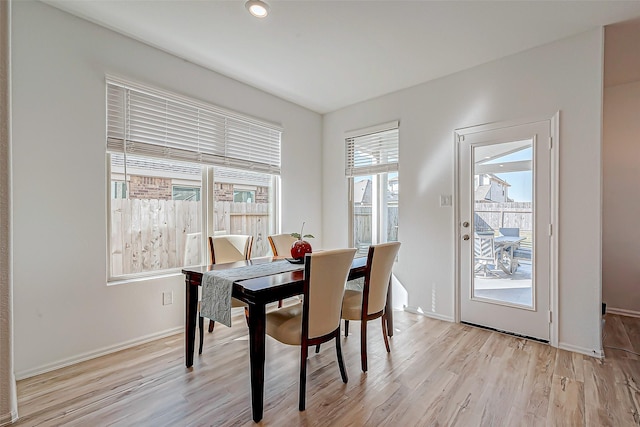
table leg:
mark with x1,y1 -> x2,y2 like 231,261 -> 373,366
185,277 -> 198,368
386,278 -> 393,337
248,302 -> 267,422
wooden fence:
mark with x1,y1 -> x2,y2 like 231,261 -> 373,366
213,201 -> 271,257
353,206 -> 399,253
110,199 -> 271,276
474,202 -> 533,232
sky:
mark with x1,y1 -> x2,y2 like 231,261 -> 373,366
486,147 -> 532,202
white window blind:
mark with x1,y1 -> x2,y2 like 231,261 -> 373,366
106,77 -> 282,174
345,121 -> 399,176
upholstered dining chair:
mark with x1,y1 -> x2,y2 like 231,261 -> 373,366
267,233 -> 298,307
265,248 -> 356,410
341,241 -> 401,372
267,233 -> 297,257
198,234 -> 253,354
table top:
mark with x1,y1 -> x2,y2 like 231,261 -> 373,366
494,236 -> 525,244
182,255 -> 368,295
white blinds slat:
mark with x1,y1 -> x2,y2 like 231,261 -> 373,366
345,126 -> 399,176
107,80 -> 281,174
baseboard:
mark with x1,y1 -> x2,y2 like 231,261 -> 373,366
403,306 -> 454,323
0,410 -> 18,427
558,342 -> 604,359
15,326 -> 183,380
606,307 -> 640,318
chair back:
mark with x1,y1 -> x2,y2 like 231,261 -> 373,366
209,234 -> 253,264
364,242 -> 401,315
268,233 -> 297,257
303,248 -> 356,339
183,232 -> 202,267
499,227 -> 520,237
474,233 -> 495,262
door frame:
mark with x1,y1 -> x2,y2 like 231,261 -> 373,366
453,113 -> 560,348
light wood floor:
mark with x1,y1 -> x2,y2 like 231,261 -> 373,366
13,311 -> 640,426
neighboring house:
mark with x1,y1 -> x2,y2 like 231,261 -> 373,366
111,156 -> 270,203
353,179 -> 371,205
474,173 -> 512,203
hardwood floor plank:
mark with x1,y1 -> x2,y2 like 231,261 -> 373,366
13,311 -> 640,426
604,314 -> 638,360
546,374 -> 585,425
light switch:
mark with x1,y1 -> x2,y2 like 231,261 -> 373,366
440,195 -> 452,207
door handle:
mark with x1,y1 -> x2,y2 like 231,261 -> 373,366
463,234 -> 470,241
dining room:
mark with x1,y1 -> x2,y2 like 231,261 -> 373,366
4,1 -> 640,425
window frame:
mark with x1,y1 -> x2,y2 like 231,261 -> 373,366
345,121 -> 399,254
105,76 -> 282,283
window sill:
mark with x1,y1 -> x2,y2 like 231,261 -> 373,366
107,270 -> 183,286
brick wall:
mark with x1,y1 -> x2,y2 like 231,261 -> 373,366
215,183 -> 234,201
129,176 -> 172,200
215,183 -> 269,203
129,177 -> 270,202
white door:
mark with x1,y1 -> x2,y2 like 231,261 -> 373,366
457,120 -> 553,341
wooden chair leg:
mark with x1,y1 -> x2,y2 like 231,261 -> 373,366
381,313 -> 390,353
335,332 -> 348,383
198,315 -> 204,354
208,319 -> 215,333
299,345 -> 308,411
278,299 -> 283,308
315,344 -> 320,354
344,319 -> 349,337
361,320 -> 368,372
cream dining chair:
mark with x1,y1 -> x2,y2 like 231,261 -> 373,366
265,248 -> 356,410
198,234 -> 253,354
267,233 -> 297,258
267,233 -> 298,308
341,241 -> 401,372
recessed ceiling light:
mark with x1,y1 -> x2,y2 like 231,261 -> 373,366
246,0 -> 270,18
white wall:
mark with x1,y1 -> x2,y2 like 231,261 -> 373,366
323,30 -> 604,355
603,80 -> 640,315
11,1 -> 323,378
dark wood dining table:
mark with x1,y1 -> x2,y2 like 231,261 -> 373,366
182,256 -> 394,422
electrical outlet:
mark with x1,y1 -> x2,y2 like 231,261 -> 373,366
163,291 -> 173,306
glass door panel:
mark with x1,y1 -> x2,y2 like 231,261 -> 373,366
472,141 -> 533,308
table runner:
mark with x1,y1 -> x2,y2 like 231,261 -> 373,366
200,260 -> 304,327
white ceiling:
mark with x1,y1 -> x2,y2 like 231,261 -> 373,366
43,0 -> 640,114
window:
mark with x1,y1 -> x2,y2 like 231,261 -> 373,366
107,77 -> 281,281
173,186 -> 201,201
111,181 -> 127,199
346,122 -> 399,256
233,189 -> 256,203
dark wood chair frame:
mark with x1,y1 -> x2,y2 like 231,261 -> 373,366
297,256 -> 348,410
344,245 -> 391,372
198,235 -> 253,354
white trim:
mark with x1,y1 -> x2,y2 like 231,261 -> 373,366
14,327 -> 184,380
606,307 -> 640,318
345,120 -> 399,139
0,410 -> 18,427
559,342 -> 604,359
403,306 -> 454,323
453,133 -> 461,322
454,115 -> 559,347
107,271 -> 183,287
550,111 -> 560,348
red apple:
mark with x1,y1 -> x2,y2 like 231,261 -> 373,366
291,239 -> 312,260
